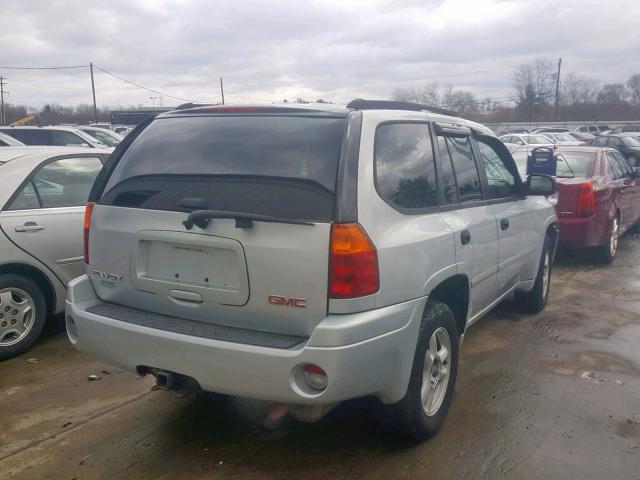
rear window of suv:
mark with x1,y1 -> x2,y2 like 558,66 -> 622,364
100,115 -> 346,221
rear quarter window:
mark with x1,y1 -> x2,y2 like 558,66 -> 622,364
374,123 -> 438,211
100,115 -> 346,222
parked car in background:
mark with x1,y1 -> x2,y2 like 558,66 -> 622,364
499,133 -> 554,147
0,147 -> 109,359
574,125 -> 611,135
589,134 -> 640,166
544,132 -> 583,146
0,126 -> 111,150
113,125 -> 133,137
568,132 -> 595,143
610,125 -> 640,134
78,126 -> 123,148
550,147 -> 639,263
65,101 -> 558,440
0,132 -> 25,147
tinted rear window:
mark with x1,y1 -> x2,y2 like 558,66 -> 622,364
100,116 -> 346,221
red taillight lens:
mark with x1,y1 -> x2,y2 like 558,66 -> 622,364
83,202 -> 94,264
576,182 -> 595,216
329,223 -> 379,299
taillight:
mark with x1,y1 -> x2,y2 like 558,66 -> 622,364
576,182 -> 595,216
83,202 -> 94,264
329,223 -> 379,298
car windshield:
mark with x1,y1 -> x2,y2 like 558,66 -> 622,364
621,136 -> 640,147
556,152 -> 596,178
91,130 -> 120,146
526,135 -> 551,144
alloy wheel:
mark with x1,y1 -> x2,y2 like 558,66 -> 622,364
0,288 -> 36,347
421,327 -> 451,416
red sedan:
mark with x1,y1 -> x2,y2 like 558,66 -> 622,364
512,146 -> 640,262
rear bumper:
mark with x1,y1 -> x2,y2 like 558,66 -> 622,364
65,275 -> 426,405
558,215 -> 608,247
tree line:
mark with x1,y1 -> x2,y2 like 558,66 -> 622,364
391,57 -> 640,123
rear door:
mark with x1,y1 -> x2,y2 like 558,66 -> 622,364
607,150 -> 640,230
0,156 -> 104,283
435,131 -> 498,319
90,113 -> 349,338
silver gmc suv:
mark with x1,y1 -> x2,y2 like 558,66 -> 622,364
66,100 -> 558,440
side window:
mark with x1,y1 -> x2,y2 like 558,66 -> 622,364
607,137 -> 622,148
609,151 -> 631,179
592,137 -> 607,147
5,129 -> 51,145
374,123 -> 438,210
436,136 -> 458,203
32,157 -> 103,208
52,131 -> 89,146
7,182 -> 41,211
476,139 -> 518,198
443,136 -> 482,202
607,152 -> 624,179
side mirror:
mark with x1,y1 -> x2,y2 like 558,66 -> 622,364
526,174 -> 557,196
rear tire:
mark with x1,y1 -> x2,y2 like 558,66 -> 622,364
515,236 -> 552,313
599,215 -> 619,264
384,300 -> 459,441
0,274 -> 47,360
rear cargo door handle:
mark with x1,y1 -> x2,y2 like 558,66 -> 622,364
460,229 -> 471,245
500,218 -> 510,231
15,222 -> 45,232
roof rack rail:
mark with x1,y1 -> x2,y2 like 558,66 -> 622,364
346,98 -> 457,117
174,102 -> 214,110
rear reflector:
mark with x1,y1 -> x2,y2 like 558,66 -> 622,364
576,181 -> 595,216
83,202 -> 94,264
329,223 -> 379,299
302,364 -> 328,391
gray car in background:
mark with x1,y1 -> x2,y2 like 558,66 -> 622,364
0,147 -> 108,359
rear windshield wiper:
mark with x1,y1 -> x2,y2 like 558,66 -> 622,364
182,210 -> 315,229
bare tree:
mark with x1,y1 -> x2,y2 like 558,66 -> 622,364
626,73 -> 640,106
597,83 -> 629,104
561,72 -> 599,106
513,58 -> 556,105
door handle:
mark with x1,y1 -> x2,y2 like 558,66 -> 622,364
500,218 -> 510,231
460,229 -> 471,245
15,222 -> 45,232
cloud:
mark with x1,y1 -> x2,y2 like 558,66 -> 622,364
0,0 -> 638,109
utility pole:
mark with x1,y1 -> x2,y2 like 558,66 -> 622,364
89,62 -> 98,124
554,57 -> 562,120
220,77 -> 225,105
0,76 -> 6,125
150,96 -> 157,108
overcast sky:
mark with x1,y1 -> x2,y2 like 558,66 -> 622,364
1,0 -> 639,109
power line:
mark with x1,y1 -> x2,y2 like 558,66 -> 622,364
93,65 -> 201,103
0,64 -> 89,70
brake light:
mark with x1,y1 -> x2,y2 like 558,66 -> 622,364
329,223 -> 379,298
576,182 -> 595,216
83,202 -> 94,264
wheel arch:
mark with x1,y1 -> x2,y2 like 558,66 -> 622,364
0,263 -> 57,314
428,274 -> 470,336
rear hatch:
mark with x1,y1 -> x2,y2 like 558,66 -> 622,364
88,111 -> 348,337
